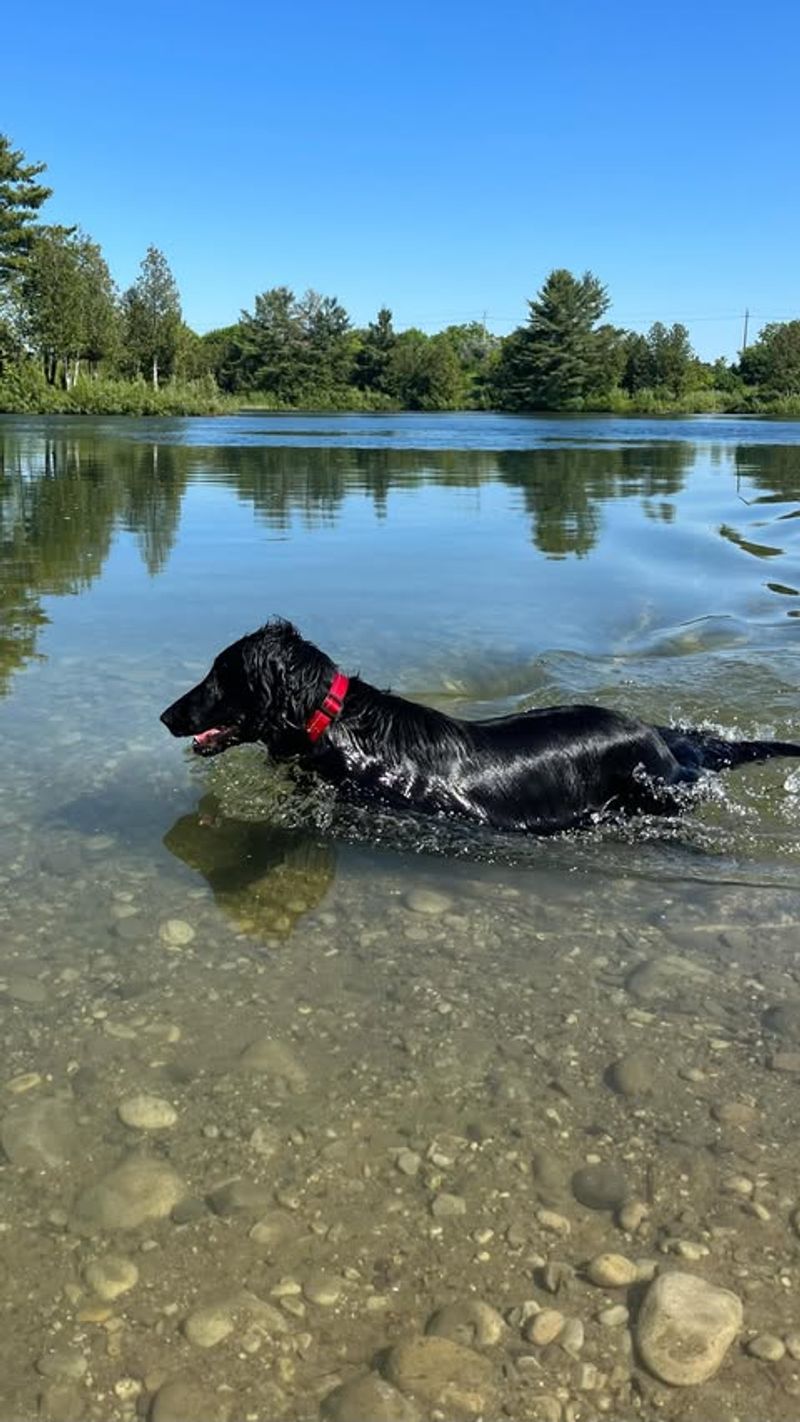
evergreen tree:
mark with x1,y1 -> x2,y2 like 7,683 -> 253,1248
123,246 -> 182,388
0,134 -> 52,285
494,269 -> 611,410
354,306 -> 396,392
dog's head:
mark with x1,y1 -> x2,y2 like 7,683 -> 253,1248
160,617 -> 336,758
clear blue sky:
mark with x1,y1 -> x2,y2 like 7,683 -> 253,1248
5,0 -> 798,360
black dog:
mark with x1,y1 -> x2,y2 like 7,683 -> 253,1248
161,618 -> 800,835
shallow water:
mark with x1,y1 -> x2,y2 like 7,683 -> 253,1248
2,412 -> 800,1421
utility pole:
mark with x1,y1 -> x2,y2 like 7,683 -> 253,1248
742,308 -> 750,351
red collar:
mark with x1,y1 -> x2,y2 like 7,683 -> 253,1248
305,670 -> 350,743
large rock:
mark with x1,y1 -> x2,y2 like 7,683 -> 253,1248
636,1271 -> 742,1385
426,1299 -> 506,1347
72,1157 -> 185,1232
321,1372 -> 421,1422
1,1097 -> 77,1169
238,1038 -> 308,1091
384,1336 -> 495,1417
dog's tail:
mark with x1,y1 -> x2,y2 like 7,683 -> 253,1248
658,725 -> 800,773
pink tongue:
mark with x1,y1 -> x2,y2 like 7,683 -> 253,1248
193,727 -> 226,749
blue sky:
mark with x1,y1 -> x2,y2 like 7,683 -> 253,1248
5,0 -> 798,359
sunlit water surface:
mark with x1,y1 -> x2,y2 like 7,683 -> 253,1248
1,412 -> 800,1421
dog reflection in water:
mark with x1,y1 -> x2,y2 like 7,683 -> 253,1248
163,795 -> 334,939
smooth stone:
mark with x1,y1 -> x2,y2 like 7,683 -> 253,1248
36,1347 -> 88,1380
303,1272 -> 342,1307
747,1334 -> 786,1361
712,1101 -> 759,1129
72,1157 -> 185,1232
84,1254 -> 139,1300
769,1052 -> 800,1073
587,1253 -> 639,1288
150,1377 -> 231,1422
526,1310 -> 565,1346
183,1291 -> 287,1348
404,888 -> 452,916
208,1179 -> 275,1217
607,1050 -> 656,1097
572,1163 -> 629,1211
118,1095 -> 177,1130
636,1271 -> 742,1386
238,1038 -> 309,1090
598,1304 -> 630,1327
560,1317 -> 585,1356
531,1149 -> 570,1204
159,919 -> 195,948
426,1299 -> 506,1347
171,1197 -> 207,1224
396,1148 -> 422,1177
384,1336 -> 495,1416
248,1211 -> 300,1247
1,1097 -> 77,1169
431,1192 -> 466,1219
321,1372 -> 421,1422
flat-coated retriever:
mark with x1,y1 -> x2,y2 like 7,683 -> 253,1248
161,618 -> 800,835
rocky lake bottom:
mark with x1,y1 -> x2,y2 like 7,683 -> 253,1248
3,794 -> 800,1422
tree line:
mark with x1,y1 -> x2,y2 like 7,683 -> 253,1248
1,131 -> 799,415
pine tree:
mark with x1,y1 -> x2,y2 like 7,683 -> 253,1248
0,133 -> 52,285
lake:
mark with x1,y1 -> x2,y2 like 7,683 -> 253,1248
2,411 -> 800,1421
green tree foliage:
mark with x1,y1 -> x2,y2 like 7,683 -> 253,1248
19,227 -> 119,386
0,134 -> 52,286
622,322 -> 696,396
231,286 -> 352,402
739,321 -> 800,394
494,269 -> 614,410
354,307 -> 396,392
386,329 -> 463,409
122,246 -> 182,388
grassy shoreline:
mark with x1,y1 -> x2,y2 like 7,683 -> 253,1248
2,373 -> 800,419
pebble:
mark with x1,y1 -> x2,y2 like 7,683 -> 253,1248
159,919 -> 195,948
536,1207 -> 571,1236
769,1052 -> 800,1073
117,1095 -> 177,1130
431,1192 -> 466,1219
84,1255 -> 139,1300
396,1148 -> 422,1177
427,1299 -> 506,1347
560,1317 -> 585,1357
598,1304 -> 629,1327
617,1200 -> 649,1233
321,1372 -> 421,1422
785,1333 -> 800,1361
72,1157 -> 185,1232
587,1253 -> 638,1288
303,1273 -> 342,1307
384,1336 -> 495,1416
526,1309 -> 565,1346
150,1377 -> 232,1422
626,953 -> 714,1002
183,1291 -> 287,1348
208,1179 -> 275,1217
404,888 -> 452,916
238,1038 -> 309,1091
747,1333 -> 786,1361
37,1382 -> 86,1422
6,974 -> 48,1005
712,1101 -> 759,1129
36,1346 -> 88,1380
0,1096 -> 77,1168
607,1049 -> 656,1096
636,1271 -> 743,1385
249,1211 -> 299,1247
571,1163 -> 629,1211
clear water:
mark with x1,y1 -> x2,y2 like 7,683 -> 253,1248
2,413 -> 800,1421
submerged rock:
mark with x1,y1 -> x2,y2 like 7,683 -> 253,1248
636,1270 -> 742,1385
384,1336 -> 496,1416
1,1096 -> 77,1169
321,1372 -> 421,1422
72,1157 -> 185,1232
